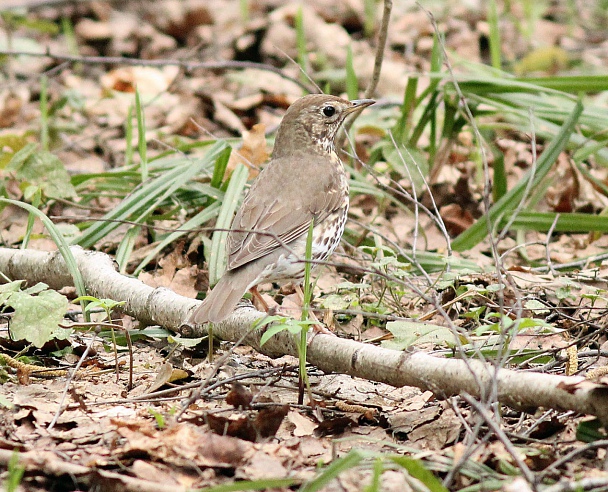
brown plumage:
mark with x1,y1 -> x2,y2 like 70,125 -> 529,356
188,94 -> 374,325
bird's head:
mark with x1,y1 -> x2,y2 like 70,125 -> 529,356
273,94 -> 375,157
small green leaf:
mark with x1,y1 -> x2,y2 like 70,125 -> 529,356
390,456 -> 447,492
576,418 -> 607,443
168,335 -> 205,347
0,281 -> 24,304
0,395 -> 14,409
260,324 -> 290,346
320,293 -> 352,311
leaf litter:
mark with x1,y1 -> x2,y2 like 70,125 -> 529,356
2,0 -> 608,490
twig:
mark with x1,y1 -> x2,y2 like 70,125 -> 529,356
364,0 -> 392,99
461,393 -> 537,488
175,321 -> 265,419
539,439 -> 608,478
3,0 -> 98,8
84,366 -> 295,406
48,332 -> 96,430
544,213 -> 561,276
0,48 -> 314,92
543,477 -> 608,492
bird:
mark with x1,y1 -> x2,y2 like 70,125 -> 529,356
188,94 -> 374,327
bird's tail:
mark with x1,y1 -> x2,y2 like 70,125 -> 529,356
187,266 -> 260,325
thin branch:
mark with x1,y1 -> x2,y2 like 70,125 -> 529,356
461,393 -> 537,488
47,332 -> 96,430
364,0 -> 392,99
0,48 -> 314,93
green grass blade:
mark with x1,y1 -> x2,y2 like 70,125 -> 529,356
346,45 -> 358,100
300,451 -> 364,492
75,142 -> 228,248
295,6 -> 308,81
0,198 -> 89,319
20,188 -> 41,249
487,0 -> 501,69
125,104 -> 134,168
133,202 -> 221,275
501,212 -> 608,233
208,163 -> 248,285
135,89 -> 148,182
515,75 -> 608,93
452,99 -> 583,251
210,146 -> 231,189
390,456 -> 447,492
115,225 -> 141,274
492,152 -> 507,201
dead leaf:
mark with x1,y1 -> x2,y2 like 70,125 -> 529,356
226,383 -> 253,409
226,123 -> 269,178
287,410 -> 317,437
314,416 -> 357,437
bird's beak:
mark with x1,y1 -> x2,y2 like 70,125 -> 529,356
346,99 -> 375,113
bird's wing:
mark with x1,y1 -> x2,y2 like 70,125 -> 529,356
225,155 -> 345,271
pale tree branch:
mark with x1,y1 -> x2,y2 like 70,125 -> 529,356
1,246 -> 608,422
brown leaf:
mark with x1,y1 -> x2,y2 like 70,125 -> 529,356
254,405 -> 289,439
114,419 -> 248,467
226,383 -> 253,409
226,123 -> 269,179
440,203 -> 475,236
314,416 -> 357,437
206,404 -> 288,442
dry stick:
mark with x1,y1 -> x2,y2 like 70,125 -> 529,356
1,247 -> 608,423
175,320 -> 264,419
364,0 -> 392,99
539,438 -> 608,478
0,49 -> 314,93
87,366 -> 294,407
342,0 -> 392,134
543,477 -> 608,492
420,6 -> 545,486
532,251 -> 608,272
3,0 -> 98,8
496,109 -> 539,243
47,332 -> 96,430
461,393 -> 537,488
545,213 -> 561,277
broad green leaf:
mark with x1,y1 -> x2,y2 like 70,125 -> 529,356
0,134 -> 30,168
6,147 -> 77,199
382,321 -> 457,350
7,289 -> 70,347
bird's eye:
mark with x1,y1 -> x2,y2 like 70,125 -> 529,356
322,105 -> 336,117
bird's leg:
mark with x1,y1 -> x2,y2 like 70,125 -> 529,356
294,284 -> 334,336
250,285 -> 270,312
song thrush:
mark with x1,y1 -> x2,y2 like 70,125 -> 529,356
188,94 -> 374,325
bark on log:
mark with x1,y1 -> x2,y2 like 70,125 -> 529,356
1,246 -> 607,421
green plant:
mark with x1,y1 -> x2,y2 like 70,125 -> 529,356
258,221 -> 317,404
4,450 -> 25,492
